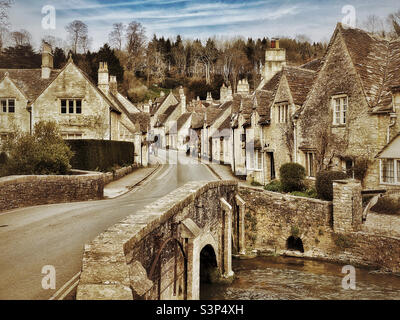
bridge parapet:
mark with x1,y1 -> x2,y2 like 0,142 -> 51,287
77,180 -> 241,300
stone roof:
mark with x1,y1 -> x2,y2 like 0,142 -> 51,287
301,59 -> 323,71
128,112 -> 150,133
176,113 -> 192,131
338,23 -> 400,111
212,116 -> 232,138
255,90 -> 274,124
191,112 -> 205,130
284,66 -> 316,105
0,69 -> 60,102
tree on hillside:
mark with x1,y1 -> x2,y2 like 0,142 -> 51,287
126,21 -> 146,73
10,29 -> 31,46
109,22 -> 125,51
96,43 -> 124,82
65,20 -> 89,54
0,44 -> 40,68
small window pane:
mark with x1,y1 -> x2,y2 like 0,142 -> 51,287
1,100 -> 6,112
69,100 -> 74,113
76,100 -> 82,114
61,100 -> 67,113
8,99 -> 15,113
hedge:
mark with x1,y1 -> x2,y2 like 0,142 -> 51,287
279,163 -> 306,193
66,140 -> 135,172
316,170 -> 348,201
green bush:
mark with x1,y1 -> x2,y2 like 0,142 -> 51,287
316,170 -> 348,201
66,139 -> 135,172
290,188 -> 318,199
0,121 -> 73,176
279,163 -> 306,193
264,180 -> 283,192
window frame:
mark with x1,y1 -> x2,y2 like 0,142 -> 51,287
0,99 -> 16,113
60,99 -> 83,115
332,95 -> 348,125
306,152 -> 315,178
276,103 -> 289,124
380,158 -> 400,185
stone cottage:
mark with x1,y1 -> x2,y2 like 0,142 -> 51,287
0,43 -> 150,166
297,23 -> 400,190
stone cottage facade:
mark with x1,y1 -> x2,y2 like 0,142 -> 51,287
0,43 -> 150,166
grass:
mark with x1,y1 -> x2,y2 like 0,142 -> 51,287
264,180 -> 318,199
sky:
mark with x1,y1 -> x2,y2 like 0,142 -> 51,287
6,0 -> 400,50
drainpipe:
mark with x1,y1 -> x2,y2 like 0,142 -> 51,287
232,128 -> 236,174
109,107 -> 112,141
387,113 -> 397,144
261,125 -> 265,186
293,119 -> 298,163
27,105 -> 32,135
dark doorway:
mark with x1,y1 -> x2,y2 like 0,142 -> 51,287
268,152 -> 276,180
200,245 -> 219,300
286,236 -> 304,253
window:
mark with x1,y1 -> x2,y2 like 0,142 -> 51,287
381,159 -> 400,184
306,152 -> 315,177
1,99 -> 15,113
61,99 -> 82,114
333,96 -> 348,125
277,104 -> 289,123
62,133 -> 83,139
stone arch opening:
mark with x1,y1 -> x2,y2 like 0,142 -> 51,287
200,245 -> 218,283
286,236 -> 304,253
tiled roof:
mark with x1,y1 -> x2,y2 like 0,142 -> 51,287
128,112 -> 150,133
0,69 -> 60,102
191,112 -> 205,129
176,113 -> 192,131
284,66 -> 316,105
339,23 -> 400,110
255,90 -> 274,124
301,59 -> 323,71
163,103 -> 179,119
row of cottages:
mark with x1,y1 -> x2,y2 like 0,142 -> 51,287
216,23 -> 400,191
0,43 -> 150,166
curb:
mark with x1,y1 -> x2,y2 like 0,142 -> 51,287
104,161 -> 162,199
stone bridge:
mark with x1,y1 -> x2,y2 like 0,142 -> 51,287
76,180 -> 246,300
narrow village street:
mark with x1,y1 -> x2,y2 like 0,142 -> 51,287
0,152 -> 217,300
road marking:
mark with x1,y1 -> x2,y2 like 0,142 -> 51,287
49,272 -> 80,300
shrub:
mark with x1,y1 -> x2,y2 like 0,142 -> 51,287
0,152 -> 7,165
0,121 -> 73,176
316,170 -> 348,201
333,234 -> 354,249
290,188 -> 318,199
264,180 -> 283,192
66,139 -> 135,172
279,163 -> 306,193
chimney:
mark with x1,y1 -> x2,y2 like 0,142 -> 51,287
109,76 -> 117,95
179,86 -> 186,113
264,38 -> 286,83
206,92 -> 213,102
237,78 -> 249,95
41,42 -> 53,79
98,62 -> 109,93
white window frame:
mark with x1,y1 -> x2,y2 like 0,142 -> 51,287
380,158 -> 400,185
332,95 -> 348,125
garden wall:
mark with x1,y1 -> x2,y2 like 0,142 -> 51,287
0,172 -> 104,212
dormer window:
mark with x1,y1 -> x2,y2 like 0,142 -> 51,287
332,95 -> 348,125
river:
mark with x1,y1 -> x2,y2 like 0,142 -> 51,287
201,256 -> 400,300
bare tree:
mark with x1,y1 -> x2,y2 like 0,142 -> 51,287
125,21 -> 146,72
109,23 -> 125,51
388,10 -> 400,38
363,14 -> 386,37
65,20 -> 88,54
10,29 -> 31,46
146,45 -> 166,86
41,35 -> 65,49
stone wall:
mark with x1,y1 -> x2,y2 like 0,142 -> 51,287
240,183 -> 400,272
77,180 -> 239,301
0,172 -> 104,212
239,186 -> 333,254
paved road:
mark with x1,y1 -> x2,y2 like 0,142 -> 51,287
0,150 -> 217,300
